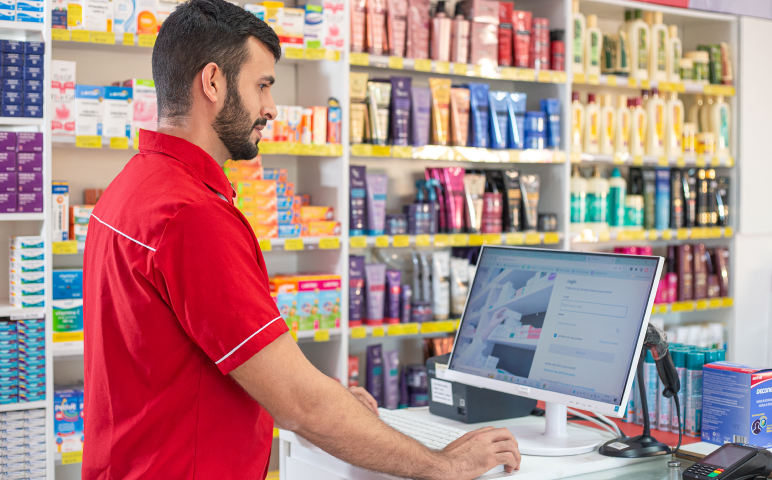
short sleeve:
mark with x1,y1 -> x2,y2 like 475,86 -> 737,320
153,199 -> 288,374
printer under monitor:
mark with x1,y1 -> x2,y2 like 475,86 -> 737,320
427,353 -> 536,424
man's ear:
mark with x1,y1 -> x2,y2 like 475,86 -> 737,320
201,62 -> 222,104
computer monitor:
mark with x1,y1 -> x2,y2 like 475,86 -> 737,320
444,246 -> 663,456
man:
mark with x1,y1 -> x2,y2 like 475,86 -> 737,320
82,0 -> 520,478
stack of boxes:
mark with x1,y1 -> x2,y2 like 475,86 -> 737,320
52,269 -> 84,344
54,386 -> 84,456
261,104 -> 342,145
70,205 -> 92,247
0,320 -> 18,404
0,408 -> 47,479
18,318 -> 45,403
9,236 -> 44,309
1,0 -> 44,23
0,133 -> 43,214
51,60 -> 75,137
243,1 -> 345,53
271,274 -> 342,331
1,41 -> 44,117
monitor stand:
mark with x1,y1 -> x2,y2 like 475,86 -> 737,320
507,402 -> 604,456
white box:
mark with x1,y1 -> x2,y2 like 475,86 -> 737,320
83,0 -> 112,31
10,236 -> 44,249
67,0 -> 84,29
14,0 -> 41,11
15,10 -> 42,21
102,86 -> 132,138
112,0 -> 135,33
10,294 -> 44,309
279,7 -> 304,45
51,60 -> 76,137
156,0 -> 181,28
0,0 -> 15,11
0,10 -> 14,21
244,3 -> 265,20
52,181 -> 69,242
303,4 -> 323,50
322,0 -> 344,51
75,85 -> 104,137
122,79 -> 156,137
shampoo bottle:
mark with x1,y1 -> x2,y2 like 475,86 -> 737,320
584,14 -> 601,77
430,1 -> 451,62
571,91 -> 584,154
689,94 -> 704,131
665,92 -> 684,157
630,97 -> 647,156
609,167 -> 627,229
667,25 -> 682,82
700,96 -> 714,134
583,93 -> 600,154
614,94 -> 631,155
629,9 -> 649,81
586,165 -> 609,231
616,12 -> 631,75
646,88 -> 665,156
599,93 -> 616,155
649,12 -> 668,82
711,95 -> 730,157
572,0 -> 586,75
449,3 -> 470,64
570,165 -> 587,231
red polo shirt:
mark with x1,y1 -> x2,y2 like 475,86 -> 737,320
82,130 -> 288,479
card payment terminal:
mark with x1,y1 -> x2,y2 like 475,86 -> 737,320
683,443 -> 772,480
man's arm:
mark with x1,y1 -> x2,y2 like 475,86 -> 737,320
231,332 -> 520,480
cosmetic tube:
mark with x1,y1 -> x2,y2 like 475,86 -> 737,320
349,255 -> 365,327
468,83 -> 490,148
512,10 -> 532,68
365,263 -> 386,325
463,172 -> 486,233
366,0 -> 387,55
520,173 -> 540,231
351,0 -> 367,53
430,1 -> 451,61
442,167 -> 465,233
385,270 -> 402,324
506,92 -> 527,149
386,0 -> 408,57
367,81 -> 391,145
429,78 -> 451,146
431,250 -> 450,320
449,87 -> 470,147
410,86 -> 431,147
450,3 -> 470,64
400,284 -> 412,323
488,91 -> 509,150
383,350 -> 400,409
366,344 -> 384,406
350,165 -> 367,236
390,77 -> 411,146
406,0 -> 430,59
365,173 -> 388,235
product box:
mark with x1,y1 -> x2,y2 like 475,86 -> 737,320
16,11 -> 44,22
303,4 -> 323,50
22,103 -> 42,118
0,41 -> 22,53
17,192 -> 42,212
16,132 -> 41,152
262,1 -> 283,36
0,10 -> 13,24
0,151 -> 16,172
1,53 -> 23,66
9,272 -> 44,286
0,65 -> 20,79
278,223 -> 301,238
0,192 -> 16,213
276,208 -> 296,224
122,79 -> 156,137
276,182 -> 294,197
156,0 -> 182,28
24,41 -> 43,54
52,181 -> 69,242
3,78 -> 20,91
82,0 -> 112,30
52,0 -> 67,27
71,223 -> 88,244
234,180 -> 276,197
75,85 -> 104,137
23,91 -> 42,106
10,235 -> 43,249
25,54 -> 42,69
9,260 -> 43,273
15,0 -> 42,12
22,65 -> 42,80
262,168 -> 287,182
318,276 -> 341,329
244,3 -> 266,20
1,103 -> 20,116
102,86 -> 132,139
242,209 -> 278,226
251,224 -> 277,239
52,60 -> 76,137
279,8 -> 304,45
301,220 -> 340,237
311,105 -> 326,145
16,152 -> 41,172
2,90 -> 20,106
10,294 -> 43,308
53,270 -> 82,300
136,0 -> 157,33
53,388 -> 83,453
0,172 -> 15,192
113,0 -> 136,33
52,299 -> 83,340
701,362 -> 772,448
470,22 -> 499,68
70,205 -> 94,224
17,172 -> 41,192
322,0 -> 344,51
300,206 -> 334,222
275,291 -> 297,328
0,132 -> 14,151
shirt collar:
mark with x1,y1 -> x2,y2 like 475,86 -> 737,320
139,129 -> 236,203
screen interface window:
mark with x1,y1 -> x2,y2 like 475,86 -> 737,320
449,249 -> 658,406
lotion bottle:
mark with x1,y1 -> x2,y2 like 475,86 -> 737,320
710,95 -> 730,157
630,97 -> 647,156
584,14 -> 601,77
570,165 -> 587,231
609,168 -> 627,229
649,11 -> 668,82
667,25 -> 682,82
629,9 -> 649,81
665,91 -> 684,157
584,93 -> 600,154
571,91 -> 585,154
689,94 -> 704,131
430,1 -> 452,62
572,0 -> 586,75
615,94 -> 631,155
599,93 -> 616,155
449,3 -> 470,64
700,96 -> 714,135
646,88 -> 665,156
586,165 -> 609,231
617,12 -> 631,75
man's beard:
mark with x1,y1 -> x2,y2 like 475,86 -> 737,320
211,86 -> 267,161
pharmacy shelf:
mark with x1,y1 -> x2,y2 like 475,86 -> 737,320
0,212 -> 44,221
52,342 -> 84,359
351,144 -> 565,164
349,320 -> 460,340
0,21 -> 45,34
350,232 -> 562,249
0,400 -> 47,413
572,73 -> 735,97
0,117 -> 44,126
652,297 -> 733,315
350,53 -> 567,85
0,300 -> 45,319
571,227 -> 733,244
54,452 -> 82,467
574,153 -> 734,168
293,328 -> 342,343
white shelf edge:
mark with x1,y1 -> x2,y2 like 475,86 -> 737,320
580,0 -> 738,22
0,20 -> 45,33
0,212 -> 44,221
0,300 -> 45,319
0,400 -> 46,412
52,342 -> 84,358
0,117 -> 44,126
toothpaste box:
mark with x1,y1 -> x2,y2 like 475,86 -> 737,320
9,272 -> 44,285
9,260 -> 43,273
52,182 -> 69,242
318,276 -> 341,329
71,223 -> 88,244
0,172 -> 15,192
53,388 -> 83,453
10,235 -> 43,249
17,192 -> 42,212
17,132 -> 42,152
0,151 -> 14,171
52,60 -> 76,137
102,86 -> 132,139
275,291 -> 297,329
278,223 -> 301,238
75,85 -> 104,137
16,172 -> 41,192
279,8 -> 304,45
17,152 -> 41,172
53,270 -> 83,300
701,362 -> 772,448
70,205 -> 93,224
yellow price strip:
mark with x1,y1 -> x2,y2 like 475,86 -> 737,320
537,70 -> 551,83
587,74 -> 600,85
138,34 -> 156,47
392,235 -> 410,248
676,156 -> 686,167
450,234 -> 468,246
628,77 -> 638,88
284,238 -> 304,251
722,297 -> 734,307
72,30 -> 90,42
372,145 -> 391,157
724,227 -> 733,237
671,301 -> 695,313
403,323 -> 419,335
109,137 -> 128,150
473,65 -> 483,77
662,230 -> 673,240
551,71 -> 568,83
52,29 -> 71,41
305,48 -> 326,60
517,69 -> 536,82
573,73 -> 586,84
632,155 -> 644,166
273,428 -> 280,438
648,230 -> 659,241
501,68 -> 517,80
351,326 -> 367,339
640,79 -> 651,89
598,231 -> 611,242
325,49 -> 341,61
61,451 -> 83,465
435,61 -> 450,74
313,330 -> 330,342
452,63 -> 468,75
290,331 -> 298,342
388,56 -> 404,69
52,241 -> 78,255
319,237 -> 340,250
372,326 -> 385,337
525,233 -> 541,245
53,331 -> 84,343
434,320 -> 457,332
468,234 -> 484,246
696,300 -> 709,311
695,155 -> 706,167
285,47 -> 304,59
482,233 -> 502,245
387,324 -> 405,336
415,234 -> 431,247
606,75 -> 618,86
349,52 -> 369,66
350,236 -> 367,249
414,59 -> 432,72
122,33 -> 134,45
676,229 -> 689,240
392,145 -> 412,158
658,156 -> 669,167
543,232 -> 560,244
90,31 -> 115,44
258,239 -> 272,252
75,135 -> 102,148
433,234 -> 449,247
505,233 -> 525,245
351,144 -> 373,157
708,298 -> 722,309
374,236 -> 390,248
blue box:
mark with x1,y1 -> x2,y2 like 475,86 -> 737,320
2,78 -> 21,92
278,224 -> 301,238
1,54 -> 23,67
701,362 -> 772,448
1,66 -> 21,79
24,54 -> 41,68
23,42 -> 43,55
2,103 -> 20,117
277,209 -> 296,225
1,41 -> 22,54
53,270 -> 83,300
0,394 -> 17,404
23,79 -> 40,93
0,11 -> 13,22
22,66 -> 42,81
22,104 -> 41,118
22,91 -> 41,106
2,90 -> 20,105
15,0 -> 43,12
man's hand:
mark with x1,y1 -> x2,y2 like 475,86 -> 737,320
435,427 -> 521,479
349,386 -> 378,415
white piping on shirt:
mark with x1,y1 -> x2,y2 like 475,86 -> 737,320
215,315 -> 283,365
90,214 -> 157,252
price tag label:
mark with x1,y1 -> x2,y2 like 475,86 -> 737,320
722,297 -> 734,307
305,48 -> 326,60
676,229 -> 689,240
414,59 -> 432,72
640,79 -> 651,89
691,228 -> 706,239
325,49 -> 341,61
258,239 -> 272,252
122,33 -> 134,45
482,233 -> 502,245
415,234 -> 431,247
374,236 -> 390,248
662,230 -> 673,240
598,231 -> 611,242
392,146 -> 412,158
76,135 -> 101,148
452,63 -> 468,75
109,137 -> 128,149
537,70 -> 551,83
52,241 -> 78,255
134,135 -> 139,150
403,323 -> 419,335
372,327 -> 385,337
695,155 -> 706,167
473,65 -> 483,77
350,236 -> 367,249
696,300 -> 709,311
587,74 -> 600,85
387,56 -> 404,69
658,156 -> 669,167
433,234 -> 449,247
525,233 -> 541,245
349,52 -> 370,66
90,31 -> 115,44
392,235 -> 410,248
296,144 -> 314,156
350,326 -> 367,339
710,155 -> 721,167
505,233 -> 524,245
138,34 -> 156,47
632,155 -> 644,166
434,321 -> 456,332
284,238 -> 304,250
61,451 -> 83,465
648,230 -> 659,241
450,234 -> 468,246
468,234 -> 483,246
726,157 -> 735,167
72,30 -> 90,42
617,230 -> 632,242
676,156 -> 686,167
628,77 -> 638,88
319,237 -> 340,250
709,299 -> 722,309
708,227 -> 722,238
52,29 -> 71,41
501,68 -> 517,80
606,75 -> 618,86
273,428 -> 280,438
291,331 -> 298,342
387,324 -> 405,336
314,330 -> 330,342
517,68 -> 536,81
671,301 -> 695,313
435,61 -> 450,74
552,71 -> 568,83
543,232 -> 560,244
53,331 -> 84,343
573,73 -> 586,84
350,144 -> 373,157
724,227 -> 734,237
421,323 -> 437,334
372,145 -> 391,157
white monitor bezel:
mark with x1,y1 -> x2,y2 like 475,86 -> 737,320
443,246 -> 664,418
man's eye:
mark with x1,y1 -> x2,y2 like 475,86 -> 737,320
259,84 -> 267,91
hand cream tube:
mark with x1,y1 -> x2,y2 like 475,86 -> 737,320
386,0 -> 408,57
449,87 -> 470,147
385,270 -> 402,324
506,92 -> 527,149
366,344 -> 384,406
410,86 -> 431,147
468,83 -> 490,148
488,91 -> 509,150
366,0 -> 387,55
442,167 -> 465,233
367,81 -> 391,146
350,165 -> 367,236
463,172 -> 486,233
431,250 -> 450,320
349,255 -> 366,326
365,263 -> 386,326
503,169 -> 521,231
520,173 -> 540,231
429,78 -> 451,146
350,72 -> 369,144
351,0 -> 367,53
365,173 -> 388,235
419,252 -> 432,308
383,350 -> 400,409
390,77 -> 411,146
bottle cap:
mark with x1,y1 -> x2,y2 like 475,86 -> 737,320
572,0 -> 580,13
687,351 -> 705,369
435,0 -> 447,16
651,87 -> 659,96
634,9 -> 643,20
625,10 -> 633,22
669,24 -> 678,38
587,93 -> 596,103
671,349 -> 686,369
572,91 -> 580,102
654,11 -> 663,24
611,168 -> 621,178
587,14 -> 598,28
635,97 -> 642,107
454,2 -> 464,17
618,94 -> 628,108
644,11 -> 654,25
601,93 -> 613,107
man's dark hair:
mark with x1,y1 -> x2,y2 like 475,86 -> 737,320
152,0 -> 281,123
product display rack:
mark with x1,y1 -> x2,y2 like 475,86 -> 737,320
36,0 -> 742,479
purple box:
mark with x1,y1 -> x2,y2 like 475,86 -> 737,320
0,132 -> 16,151
0,152 -> 16,172
23,79 -> 41,93
16,153 -> 40,172
3,78 -> 21,92
24,55 -> 41,68
22,104 -> 42,118
16,192 -> 41,213
1,54 -> 23,67
1,41 -> 23,54
1,66 -> 21,79
0,172 -> 16,192
0,193 -> 16,213
2,91 -> 21,105
22,67 -> 42,81
16,132 -> 41,152
16,172 -> 40,192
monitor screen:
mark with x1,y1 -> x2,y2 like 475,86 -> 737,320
448,247 -> 660,407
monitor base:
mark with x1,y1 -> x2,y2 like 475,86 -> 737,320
598,434 -> 672,458
507,403 -> 604,457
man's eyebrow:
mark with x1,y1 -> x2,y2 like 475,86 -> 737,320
260,76 -> 275,85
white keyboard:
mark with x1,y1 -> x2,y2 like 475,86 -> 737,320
378,409 -> 505,476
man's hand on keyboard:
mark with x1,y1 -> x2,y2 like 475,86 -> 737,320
437,426 -> 520,479
349,386 -> 379,416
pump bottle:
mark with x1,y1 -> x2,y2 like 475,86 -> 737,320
430,1 -> 452,62
614,94 -> 631,155
599,94 -> 616,155
584,93 -> 600,154
649,11 -> 668,82
646,88 -> 665,156
584,14 -> 601,77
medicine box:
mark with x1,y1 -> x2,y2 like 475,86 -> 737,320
121,79 -> 156,137
102,86 -> 132,139
0,172 -> 16,192
701,361 -> 772,448
52,60 -> 76,136
0,151 -> 14,171
52,181 -> 69,242
53,388 -> 83,453
303,4 -> 323,50
113,0 -> 136,34
83,0 -> 113,31
70,205 -> 93,224
17,172 -> 42,192
24,42 -> 43,54
0,193 -> 15,213
17,132 -> 42,152
10,236 -> 43,249
75,85 -> 104,137
53,270 -> 83,300
3,78 -> 20,91
15,0 -> 43,12
52,299 -> 83,337
17,192 -> 42,212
